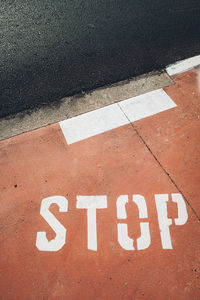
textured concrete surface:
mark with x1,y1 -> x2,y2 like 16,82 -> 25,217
0,68 -> 199,299
0,70 -> 172,141
137,67 -> 200,215
0,0 -> 200,118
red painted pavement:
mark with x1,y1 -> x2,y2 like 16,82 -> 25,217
0,70 -> 199,299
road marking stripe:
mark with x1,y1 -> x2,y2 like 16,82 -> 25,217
59,103 -> 128,144
118,89 -> 176,122
166,55 -> 200,76
59,89 -> 177,145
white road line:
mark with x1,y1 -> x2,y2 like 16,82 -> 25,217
59,103 -> 129,144
166,55 -> 200,76
59,89 -> 177,145
118,89 -> 176,122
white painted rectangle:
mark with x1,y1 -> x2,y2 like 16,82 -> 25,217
59,103 -> 129,144
166,55 -> 200,76
118,89 -> 177,122
60,89 -> 177,145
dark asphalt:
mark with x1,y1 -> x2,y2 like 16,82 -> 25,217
0,1 -> 200,118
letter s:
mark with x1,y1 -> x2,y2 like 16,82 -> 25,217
36,196 -> 68,251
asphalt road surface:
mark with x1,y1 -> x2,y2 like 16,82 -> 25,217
0,0 -> 200,118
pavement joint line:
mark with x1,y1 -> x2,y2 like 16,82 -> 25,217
117,102 -> 200,223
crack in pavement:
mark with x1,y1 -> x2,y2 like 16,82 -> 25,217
117,102 -> 200,222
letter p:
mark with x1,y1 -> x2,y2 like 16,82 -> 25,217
155,193 -> 188,249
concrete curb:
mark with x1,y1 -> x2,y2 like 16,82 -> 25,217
0,70 -> 172,141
